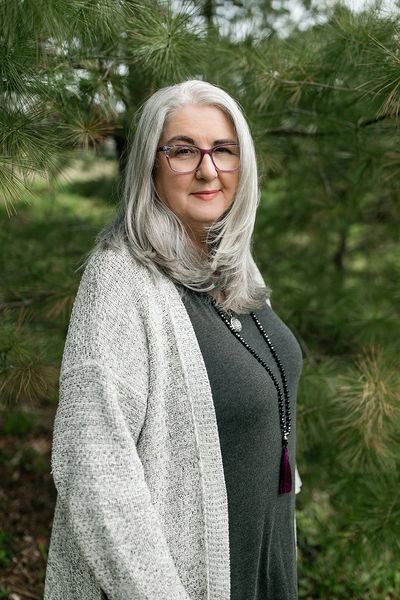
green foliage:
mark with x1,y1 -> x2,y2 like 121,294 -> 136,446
38,540 -> 49,563
331,346 -> 399,473
0,320 -> 59,406
0,531 -> 14,569
1,410 -> 36,436
19,446 -> 48,475
297,482 -> 400,599
126,3 -> 207,84
0,157 -> 115,409
64,175 -> 119,203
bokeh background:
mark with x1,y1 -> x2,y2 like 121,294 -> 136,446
1,1 -> 399,598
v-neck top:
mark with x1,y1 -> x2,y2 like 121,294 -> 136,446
178,285 -> 303,600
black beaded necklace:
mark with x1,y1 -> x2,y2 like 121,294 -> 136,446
208,295 -> 293,495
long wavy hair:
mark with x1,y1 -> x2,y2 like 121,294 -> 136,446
84,79 -> 270,314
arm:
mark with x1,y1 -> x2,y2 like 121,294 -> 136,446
50,252 -> 191,600
52,363 -> 191,600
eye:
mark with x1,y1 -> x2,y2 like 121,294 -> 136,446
169,145 -> 198,158
214,145 -> 239,155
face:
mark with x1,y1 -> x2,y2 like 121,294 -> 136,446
154,104 -> 240,250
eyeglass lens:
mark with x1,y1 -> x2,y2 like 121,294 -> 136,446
168,145 -> 240,173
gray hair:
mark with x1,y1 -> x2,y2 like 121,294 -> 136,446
86,79 -> 270,314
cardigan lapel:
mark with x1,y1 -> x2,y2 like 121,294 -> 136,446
157,275 -> 231,600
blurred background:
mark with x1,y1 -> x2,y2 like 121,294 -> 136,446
0,0 -> 399,598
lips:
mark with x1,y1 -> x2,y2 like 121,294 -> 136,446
192,190 -> 220,200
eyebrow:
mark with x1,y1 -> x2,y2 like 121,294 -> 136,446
165,135 -> 238,145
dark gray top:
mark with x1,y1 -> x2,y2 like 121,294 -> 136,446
177,285 -> 303,600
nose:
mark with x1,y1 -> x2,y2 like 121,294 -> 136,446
196,152 -> 218,180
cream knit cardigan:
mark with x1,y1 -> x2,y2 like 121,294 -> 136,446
44,242 -> 302,600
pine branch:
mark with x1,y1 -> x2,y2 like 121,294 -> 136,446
330,345 -> 399,473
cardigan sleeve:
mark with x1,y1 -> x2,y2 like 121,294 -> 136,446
49,251 -> 192,600
51,362 -> 191,600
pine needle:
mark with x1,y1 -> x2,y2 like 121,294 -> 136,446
331,345 -> 399,472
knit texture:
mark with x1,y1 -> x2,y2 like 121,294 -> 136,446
44,241 -> 301,600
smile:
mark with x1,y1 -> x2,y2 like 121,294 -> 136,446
191,190 -> 220,200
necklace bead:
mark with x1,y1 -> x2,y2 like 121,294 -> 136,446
208,296 -> 293,494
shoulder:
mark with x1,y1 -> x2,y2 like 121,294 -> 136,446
80,242 -> 153,303
72,242 -> 165,326
61,243 -> 155,374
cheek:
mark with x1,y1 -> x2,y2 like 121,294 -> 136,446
226,173 -> 239,196
154,169 -> 170,201
154,170 -> 192,207
162,174 -> 193,198
153,167 -> 161,192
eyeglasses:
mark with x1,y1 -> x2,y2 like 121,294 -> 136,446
156,143 -> 240,174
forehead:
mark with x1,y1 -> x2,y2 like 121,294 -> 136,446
161,104 -> 236,142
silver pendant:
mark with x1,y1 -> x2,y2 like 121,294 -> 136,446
230,316 -> 242,333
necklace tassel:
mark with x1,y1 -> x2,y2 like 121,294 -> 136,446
278,447 -> 292,494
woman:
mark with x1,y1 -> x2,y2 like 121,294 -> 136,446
44,79 -> 303,600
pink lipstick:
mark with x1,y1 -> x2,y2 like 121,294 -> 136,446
192,190 -> 220,201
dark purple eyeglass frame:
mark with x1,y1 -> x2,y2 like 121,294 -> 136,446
156,143 -> 240,173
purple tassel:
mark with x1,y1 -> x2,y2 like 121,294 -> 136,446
278,447 -> 292,494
